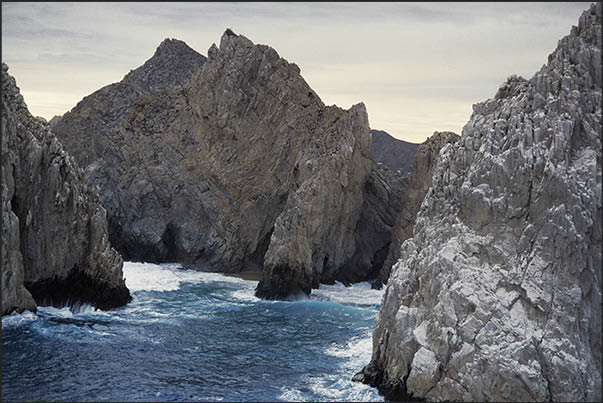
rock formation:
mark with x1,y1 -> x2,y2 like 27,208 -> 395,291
48,114 -> 62,128
370,129 -> 420,175
1,63 -> 131,316
53,38 -> 206,171
373,131 -> 459,289
53,31 -> 402,299
334,163 -> 407,286
359,3 -> 602,401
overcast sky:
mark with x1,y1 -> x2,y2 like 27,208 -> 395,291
1,2 -> 592,143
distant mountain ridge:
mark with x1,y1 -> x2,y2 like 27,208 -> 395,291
370,129 -> 420,175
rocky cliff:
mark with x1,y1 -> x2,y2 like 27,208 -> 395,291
370,129 -> 420,175
359,3 -> 602,401
1,63 -> 131,316
53,38 -> 206,174
332,163 -> 407,286
373,131 -> 459,289
53,31 -> 393,299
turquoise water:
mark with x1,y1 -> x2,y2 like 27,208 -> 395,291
2,262 -> 384,402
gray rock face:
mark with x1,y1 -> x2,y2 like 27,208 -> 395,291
374,131 -> 459,289
53,38 -> 206,171
54,30 -> 386,298
53,38 -> 207,260
1,63 -> 131,316
328,162 -> 406,286
48,115 -> 62,128
370,129 -> 420,175
123,38 -> 208,93
363,3 -> 602,401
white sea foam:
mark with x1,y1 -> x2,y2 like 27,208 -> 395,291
325,332 -> 373,361
312,281 -> 385,307
36,302 -> 97,317
231,288 -> 259,302
278,387 -> 306,401
320,330 -> 381,401
1,302 -> 100,329
279,372 -> 381,402
1,309 -> 38,329
122,261 -> 253,293
307,373 -> 383,402
278,330 -> 381,402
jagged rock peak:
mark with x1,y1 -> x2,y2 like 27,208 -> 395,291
122,37 -> 207,91
569,1 -> 601,46
224,28 -> 237,38
362,4 -> 601,402
218,28 -> 258,53
199,29 -> 314,107
425,130 -> 459,144
53,34 -> 208,170
53,28 -> 376,301
208,43 -> 219,60
155,37 -> 193,54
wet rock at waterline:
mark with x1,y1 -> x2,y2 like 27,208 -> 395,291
359,3 -> 602,401
1,63 -> 131,316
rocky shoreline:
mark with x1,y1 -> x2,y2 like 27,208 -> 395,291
2,4 -> 600,401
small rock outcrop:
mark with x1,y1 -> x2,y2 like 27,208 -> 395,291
361,3 -> 601,401
54,31 -> 388,299
1,63 -> 131,316
370,129 -> 420,175
373,131 -> 459,289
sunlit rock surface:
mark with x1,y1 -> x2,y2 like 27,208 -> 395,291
362,3 -> 602,401
373,131 -> 459,289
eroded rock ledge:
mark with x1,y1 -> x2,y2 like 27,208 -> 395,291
1,63 -> 131,315
360,3 -> 602,401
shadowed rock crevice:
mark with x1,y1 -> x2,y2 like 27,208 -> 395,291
336,163 -> 407,286
353,361 -> 424,402
25,270 -> 131,311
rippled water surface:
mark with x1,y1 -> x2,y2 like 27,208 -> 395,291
2,262 -> 384,402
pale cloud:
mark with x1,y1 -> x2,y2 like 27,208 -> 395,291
1,2 -> 592,142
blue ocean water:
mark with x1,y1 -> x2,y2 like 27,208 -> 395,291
1,262 -> 384,402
